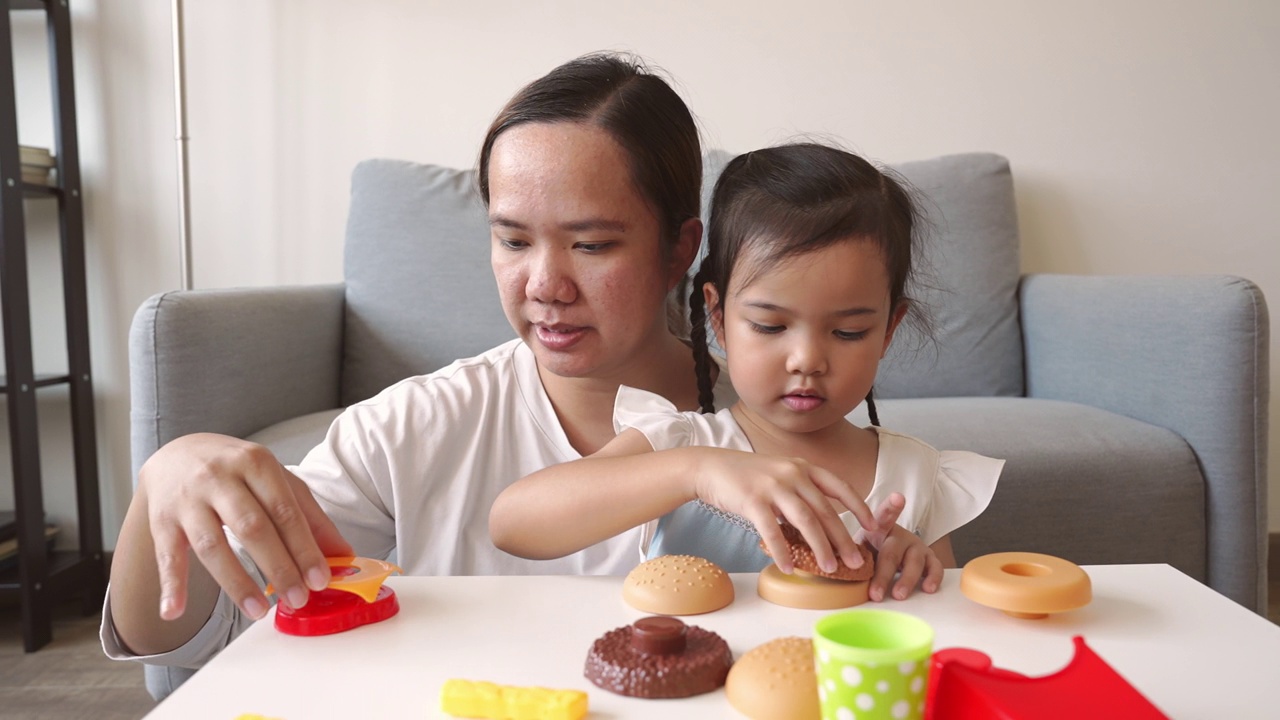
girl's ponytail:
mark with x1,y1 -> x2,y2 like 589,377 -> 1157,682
687,266 -> 717,414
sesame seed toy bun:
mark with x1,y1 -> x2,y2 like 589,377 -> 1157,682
725,636 -> 820,720
622,555 -> 734,615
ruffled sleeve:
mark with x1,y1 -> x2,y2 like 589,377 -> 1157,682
918,450 -> 1004,546
857,429 -> 1004,548
612,385 -> 695,451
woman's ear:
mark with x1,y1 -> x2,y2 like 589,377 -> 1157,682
702,282 -> 727,349
881,301 -> 910,358
667,218 -> 704,290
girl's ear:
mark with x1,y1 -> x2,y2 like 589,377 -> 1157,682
881,301 -> 910,358
667,218 -> 704,290
702,281 -> 727,349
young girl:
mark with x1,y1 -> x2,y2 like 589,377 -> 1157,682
490,143 -> 1003,601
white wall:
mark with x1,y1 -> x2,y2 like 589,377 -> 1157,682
4,0 -> 1277,550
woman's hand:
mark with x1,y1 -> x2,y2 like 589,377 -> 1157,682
691,448 -> 880,576
137,433 -> 352,621
854,493 -> 944,601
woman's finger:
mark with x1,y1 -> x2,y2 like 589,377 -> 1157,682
178,503 -> 273,620
208,482 -> 311,614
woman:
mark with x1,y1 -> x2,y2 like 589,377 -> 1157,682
104,53 -> 909,675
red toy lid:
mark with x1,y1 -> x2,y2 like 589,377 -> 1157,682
274,585 -> 399,636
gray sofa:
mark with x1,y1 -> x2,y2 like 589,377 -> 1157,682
130,152 -> 1269,621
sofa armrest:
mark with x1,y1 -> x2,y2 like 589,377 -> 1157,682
1021,274 -> 1269,612
129,284 -> 346,481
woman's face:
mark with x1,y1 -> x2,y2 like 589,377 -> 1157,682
487,122 -> 682,381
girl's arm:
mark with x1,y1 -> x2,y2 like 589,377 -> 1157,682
490,429 -> 880,575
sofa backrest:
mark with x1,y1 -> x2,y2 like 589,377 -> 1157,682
340,151 -> 1024,406
876,153 -> 1024,399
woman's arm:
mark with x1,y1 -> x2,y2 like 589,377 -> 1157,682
109,433 -> 351,656
490,429 -> 880,575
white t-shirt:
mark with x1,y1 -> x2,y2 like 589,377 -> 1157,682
613,385 -> 1004,571
102,338 -> 734,669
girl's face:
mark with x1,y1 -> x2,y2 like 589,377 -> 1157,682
487,122 -> 691,381
707,239 -> 906,435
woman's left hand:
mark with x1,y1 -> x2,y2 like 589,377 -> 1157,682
856,493 -> 944,601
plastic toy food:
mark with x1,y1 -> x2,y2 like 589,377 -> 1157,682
756,523 -> 873,610
725,636 -> 820,720
271,556 -> 402,636
584,616 -> 733,698
959,552 -> 1091,619
440,679 -> 588,720
622,555 -> 734,615
761,522 -> 874,581
926,636 -> 1168,719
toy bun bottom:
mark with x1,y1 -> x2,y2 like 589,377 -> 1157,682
756,563 -> 870,610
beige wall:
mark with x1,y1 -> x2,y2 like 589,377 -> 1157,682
3,0 -> 1277,549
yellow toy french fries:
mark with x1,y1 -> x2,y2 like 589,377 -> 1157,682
440,679 -> 588,720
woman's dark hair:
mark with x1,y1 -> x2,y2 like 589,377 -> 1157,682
477,52 -> 701,251
689,143 -> 924,423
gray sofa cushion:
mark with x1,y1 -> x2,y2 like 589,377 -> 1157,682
246,408 -> 345,466
874,154 -> 1024,399
341,160 -> 514,406
872,397 -> 1206,580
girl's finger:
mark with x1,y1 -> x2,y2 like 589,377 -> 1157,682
772,496 -> 839,575
892,541 -> 927,600
869,536 -> 904,602
921,548 -> 945,593
748,509 -> 794,574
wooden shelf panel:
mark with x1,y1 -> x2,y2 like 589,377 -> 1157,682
7,1 -> 49,12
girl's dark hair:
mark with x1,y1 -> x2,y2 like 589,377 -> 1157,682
477,52 -> 702,251
689,143 -> 923,422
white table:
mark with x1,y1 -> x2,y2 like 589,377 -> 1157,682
144,565 -> 1280,719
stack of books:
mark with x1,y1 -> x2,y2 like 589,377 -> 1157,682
0,510 -> 60,574
19,144 -> 56,187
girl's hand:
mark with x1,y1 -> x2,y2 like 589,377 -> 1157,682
854,493 -> 944,601
691,448 -> 879,576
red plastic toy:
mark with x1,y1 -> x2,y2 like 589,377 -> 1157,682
271,556 -> 401,636
925,636 -> 1168,719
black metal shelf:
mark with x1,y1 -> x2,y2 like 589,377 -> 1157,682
0,372 -> 71,393
21,182 -> 60,198
1,0 -> 104,652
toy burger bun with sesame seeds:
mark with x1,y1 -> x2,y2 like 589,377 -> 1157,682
725,636 -> 820,720
622,555 -> 734,615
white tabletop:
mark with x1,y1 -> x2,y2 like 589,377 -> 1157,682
145,564 -> 1280,719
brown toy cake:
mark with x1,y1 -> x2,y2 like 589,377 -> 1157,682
584,616 -> 733,699
760,521 -> 875,581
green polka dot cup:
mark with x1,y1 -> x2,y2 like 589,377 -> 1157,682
813,609 -> 934,720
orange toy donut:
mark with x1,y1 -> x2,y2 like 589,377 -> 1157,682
960,551 -> 1091,619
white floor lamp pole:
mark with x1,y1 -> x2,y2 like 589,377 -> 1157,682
171,0 -> 193,291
